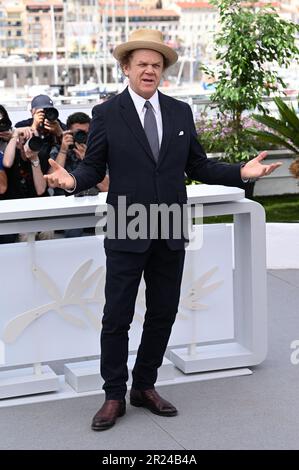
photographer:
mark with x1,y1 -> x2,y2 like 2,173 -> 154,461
3,126 -> 47,198
3,127 -> 54,242
15,94 -> 66,171
1,105 -> 37,197
49,112 -> 109,196
49,112 -> 109,238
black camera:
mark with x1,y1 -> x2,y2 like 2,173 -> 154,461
44,107 -> 59,122
38,107 -> 59,129
69,130 -> 88,149
74,129 -> 88,144
27,135 -> 44,152
0,113 -> 12,133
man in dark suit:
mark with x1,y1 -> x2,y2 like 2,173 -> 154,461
45,29 -> 281,431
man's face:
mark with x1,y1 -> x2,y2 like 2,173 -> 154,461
123,49 -> 164,99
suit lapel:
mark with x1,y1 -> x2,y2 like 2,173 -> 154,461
157,91 -> 174,168
119,87 -> 156,163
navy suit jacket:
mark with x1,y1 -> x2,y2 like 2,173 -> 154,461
70,87 -> 243,252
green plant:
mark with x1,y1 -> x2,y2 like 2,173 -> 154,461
248,97 -> 299,154
203,0 -> 299,162
247,96 -> 299,178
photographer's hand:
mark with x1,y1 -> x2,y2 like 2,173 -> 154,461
32,109 -> 45,130
52,131 -> 73,170
0,130 -> 13,142
24,138 -> 39,162
60,131 -> 73,153
14,126 -> 33,141
2,127 -> 33,168
73,142 -> 87,160
44,119 -> 63,138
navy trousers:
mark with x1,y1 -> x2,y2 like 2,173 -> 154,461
101,239 -> 185,400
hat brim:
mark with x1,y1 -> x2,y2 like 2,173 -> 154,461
113,40 -> 178,68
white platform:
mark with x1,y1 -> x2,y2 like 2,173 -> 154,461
0,186 -> 263,405
64,356 -> 175,393
0,366 -> 252,408
0,365 -> 59,400
64,360 -> 103,393
169,343 -> 252,374
127,355 -> 175,384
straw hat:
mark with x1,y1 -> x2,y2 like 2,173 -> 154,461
113,29 -> 178,68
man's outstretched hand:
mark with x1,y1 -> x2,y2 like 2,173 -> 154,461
44,158 -> 75,190
241,151 -> 282,181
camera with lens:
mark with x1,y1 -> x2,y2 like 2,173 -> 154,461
27,135 -> 44,152
43,107 -> 59,123
69,129 -> 88,150
28,107 -> 59,151
38,107 -> 59,129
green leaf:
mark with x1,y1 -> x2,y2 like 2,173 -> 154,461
274,97 -> 299,132
252,114 -> 299,146
246,128 -> 299,154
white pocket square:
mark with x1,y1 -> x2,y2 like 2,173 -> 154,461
178,131 -> 184,136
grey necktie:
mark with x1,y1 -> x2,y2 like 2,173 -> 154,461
144,101 -> 159,162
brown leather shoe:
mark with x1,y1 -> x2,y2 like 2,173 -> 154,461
130,388 -> 177,417
91,399 -> 126,431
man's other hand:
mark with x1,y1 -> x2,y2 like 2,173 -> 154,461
241,151 -> 282,180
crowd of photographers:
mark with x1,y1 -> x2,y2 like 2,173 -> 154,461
0,94 -> 109,243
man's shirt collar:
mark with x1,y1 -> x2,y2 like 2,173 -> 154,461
128,86 -> 160,115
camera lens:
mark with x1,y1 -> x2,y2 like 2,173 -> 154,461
28,135 -> 44,152
44,108 -> 59,122
73,130 -> 87,144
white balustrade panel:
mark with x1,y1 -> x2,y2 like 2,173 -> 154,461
0,225 -> 233,367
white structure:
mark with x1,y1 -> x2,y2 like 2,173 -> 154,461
0,185 -> 267,402
167,1 -> 218,58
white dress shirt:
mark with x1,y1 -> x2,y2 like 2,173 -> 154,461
128,86 -> 163,147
